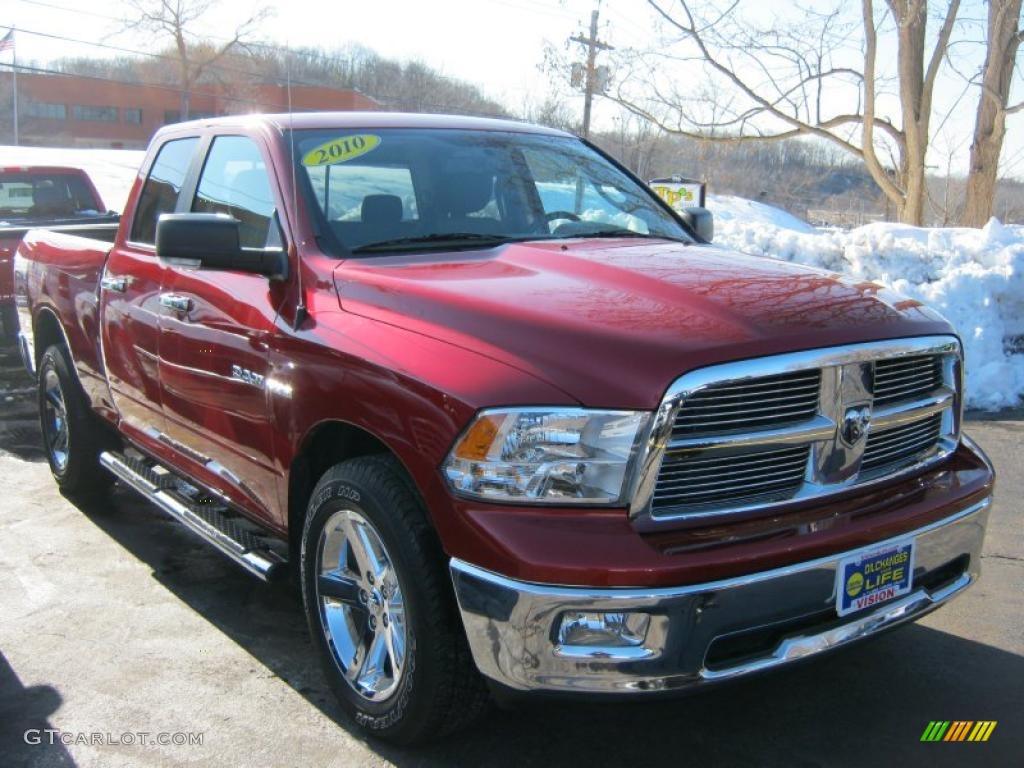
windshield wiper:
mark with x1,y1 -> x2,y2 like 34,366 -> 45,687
351,232 -> 514,254
564,229 -> 690,243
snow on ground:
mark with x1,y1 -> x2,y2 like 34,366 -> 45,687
712,207 -> 1024,411
0,145 -> 144,213
1,145 -> 1019,409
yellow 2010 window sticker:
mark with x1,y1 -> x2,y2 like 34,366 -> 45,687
302,134 -> 381,166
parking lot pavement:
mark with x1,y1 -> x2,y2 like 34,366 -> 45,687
0,354 -> 1020,768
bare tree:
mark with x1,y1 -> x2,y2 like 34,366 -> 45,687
120,0 -> 270,119
961,0 -> 1023,227
612,0 -> 962,225
521,93 -> 579,132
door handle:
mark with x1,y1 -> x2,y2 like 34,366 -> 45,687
100,275 -> 127,293
160,293 -> 193,313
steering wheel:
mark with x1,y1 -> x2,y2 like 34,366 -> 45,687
544,210 -> 581,222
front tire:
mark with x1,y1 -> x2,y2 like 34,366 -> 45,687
37,344 -> 113,498
300,456 -> 488,744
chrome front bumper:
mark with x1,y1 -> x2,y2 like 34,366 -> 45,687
450,498 -> 990,694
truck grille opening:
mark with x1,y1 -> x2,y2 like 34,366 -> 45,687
702,553 -> 971,671
872,355 -> 943,406
672,370 -> 821,438
645,339 -> 959,523
860,413 -> 943,478
653,445 -> 810,511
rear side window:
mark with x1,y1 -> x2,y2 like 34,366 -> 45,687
130,137 -> 199,244
192,136 -> 275,248
0,172 -> 100,217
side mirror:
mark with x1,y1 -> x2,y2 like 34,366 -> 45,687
156,213 -> 288,280
679,206 -> 714,242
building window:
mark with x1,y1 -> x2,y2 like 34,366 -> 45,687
72,105 -> 119,122
24,101 -> 67,120
123,108 -> 143,124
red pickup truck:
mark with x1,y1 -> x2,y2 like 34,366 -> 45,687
14,113 -> 994,744
1,166 -> 117,340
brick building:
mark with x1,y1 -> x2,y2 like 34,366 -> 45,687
1,72 -> 380,149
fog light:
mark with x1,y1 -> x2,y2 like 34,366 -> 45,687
557,611 -> 650,648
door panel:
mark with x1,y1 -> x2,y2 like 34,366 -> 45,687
157,134 -> 285,526
158,268 -> 281,523
99,247 -> 165,439
100,136 -> 201,440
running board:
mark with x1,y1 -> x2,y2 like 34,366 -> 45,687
100,451 -> 287,582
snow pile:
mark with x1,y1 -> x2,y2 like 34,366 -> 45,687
708,194 -> 818,233
714,213 -> 1024,411
0,145 -> 144,213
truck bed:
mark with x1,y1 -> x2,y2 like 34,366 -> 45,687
1,217 -> 120,341
14,225 -> 119,404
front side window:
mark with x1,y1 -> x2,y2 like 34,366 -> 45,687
292,128 -> 691,254
130,137 -> 199,244
192,136 -> 275,249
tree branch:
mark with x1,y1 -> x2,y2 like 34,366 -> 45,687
861,0 -> 905,202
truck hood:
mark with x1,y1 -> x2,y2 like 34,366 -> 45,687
333,238 -> 953,409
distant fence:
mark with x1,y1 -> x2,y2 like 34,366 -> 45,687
806,209 -> 886,228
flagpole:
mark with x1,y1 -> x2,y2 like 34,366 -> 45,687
12,26 -> 17,146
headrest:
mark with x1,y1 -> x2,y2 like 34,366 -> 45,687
438,172 -> 494,217
33,184 -> 69,210
361,194 -> 403,225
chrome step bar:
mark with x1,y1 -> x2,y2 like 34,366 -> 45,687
99,451 -> 287,582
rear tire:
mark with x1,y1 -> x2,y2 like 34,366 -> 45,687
37,344 -> 113,498
300,455 -> 489,744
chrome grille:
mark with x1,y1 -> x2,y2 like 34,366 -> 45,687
633,336 -> 962,528
873,355 -> 942,406
860,413 -> 943,478
671,370 -> 820,438
653,445 -> 810,510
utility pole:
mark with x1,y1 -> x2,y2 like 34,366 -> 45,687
570,8 -> 612,139
12,26 -> 17,146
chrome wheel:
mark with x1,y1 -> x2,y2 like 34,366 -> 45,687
42,367 -> 69,473
315,508 -> 407,702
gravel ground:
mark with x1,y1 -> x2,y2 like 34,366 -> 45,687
0,356 -> 1020,768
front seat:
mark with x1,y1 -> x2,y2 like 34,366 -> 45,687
360,194 -> 403,245
437,172 -> 499,233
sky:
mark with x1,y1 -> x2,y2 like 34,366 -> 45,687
3,0 -> 1022,179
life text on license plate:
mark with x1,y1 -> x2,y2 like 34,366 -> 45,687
835,539 -> 915,617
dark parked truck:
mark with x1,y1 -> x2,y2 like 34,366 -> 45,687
1,166 -> 118,340
14,113 -> 994,744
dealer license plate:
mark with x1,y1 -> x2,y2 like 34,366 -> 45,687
835,539 -> 915,617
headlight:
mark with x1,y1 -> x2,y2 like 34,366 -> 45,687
442,408 -> 651,504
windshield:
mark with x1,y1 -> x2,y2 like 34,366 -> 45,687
293,128 -> 693,254
0,172 -> 102,221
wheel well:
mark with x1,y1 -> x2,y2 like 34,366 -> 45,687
287,421 -> 391,562
33,309 -> 67,365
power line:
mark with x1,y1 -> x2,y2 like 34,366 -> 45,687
0,60 -> 513,122
0,60 -> 298,111
7,25 -> 296,87
6,18 -> 512,96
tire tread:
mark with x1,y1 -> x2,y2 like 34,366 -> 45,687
303,455 -> 489,743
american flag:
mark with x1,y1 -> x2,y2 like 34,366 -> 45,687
0,30 -> 14,53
